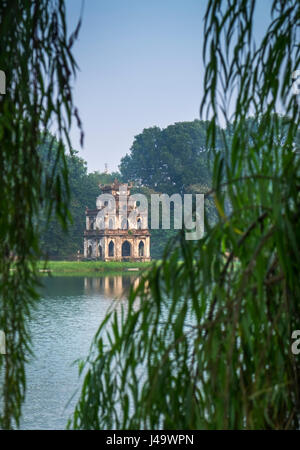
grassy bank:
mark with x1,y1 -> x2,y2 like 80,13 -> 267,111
37,260 -> 153,276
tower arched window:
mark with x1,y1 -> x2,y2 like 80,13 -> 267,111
122,241 -> 131,257
138,241 -> 144,257
108,240 -> 114,257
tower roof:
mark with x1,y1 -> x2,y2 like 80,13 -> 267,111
99,179 -> 133,193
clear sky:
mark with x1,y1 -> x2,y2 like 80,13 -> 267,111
66,0 -> 271,173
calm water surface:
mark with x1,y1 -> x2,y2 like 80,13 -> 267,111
20,275 -> 138,430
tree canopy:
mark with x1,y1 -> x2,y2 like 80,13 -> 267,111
120,120 -> 223,194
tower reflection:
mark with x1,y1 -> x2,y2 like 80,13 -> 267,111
83,274 -> 141,299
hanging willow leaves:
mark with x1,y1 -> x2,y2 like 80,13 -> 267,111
72,0 -> 300,429
0,1 -> 82,429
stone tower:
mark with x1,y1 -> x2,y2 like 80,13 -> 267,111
83,179 -> 151,261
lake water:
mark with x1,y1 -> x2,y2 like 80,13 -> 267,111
20,275 -> 139,430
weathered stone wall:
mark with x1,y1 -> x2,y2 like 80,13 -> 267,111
84,235 -> 150,261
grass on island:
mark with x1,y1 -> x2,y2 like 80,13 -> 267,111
37,260 -> 154,276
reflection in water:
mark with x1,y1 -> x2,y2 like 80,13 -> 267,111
83,274 -> 140,298
19,274 -> 140,430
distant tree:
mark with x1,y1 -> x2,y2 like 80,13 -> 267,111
38,137 -> 123,259
38,135 -> 95,258
120,120 -> 220,253
120,120 -> 224,194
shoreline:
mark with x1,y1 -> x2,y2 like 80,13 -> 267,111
36,260 -> 154,276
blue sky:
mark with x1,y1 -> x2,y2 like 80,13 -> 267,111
66,0 -> 271,172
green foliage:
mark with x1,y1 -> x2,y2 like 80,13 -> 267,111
123,125 -> 220,258
0,1 -> 81,429
119,120 -> 224,194
38,137 -> 123,259
38,136 -> 98,258
72,0 -> 300,429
